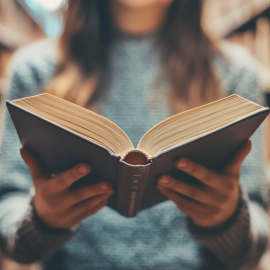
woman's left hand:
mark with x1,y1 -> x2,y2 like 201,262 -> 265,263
157,140 -> 252,228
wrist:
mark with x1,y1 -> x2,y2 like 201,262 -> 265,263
31,197 -> 75,233
13,197 -> 76,263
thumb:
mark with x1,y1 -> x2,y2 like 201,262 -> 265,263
223,140 -> 252,177
20,148 -> 43,181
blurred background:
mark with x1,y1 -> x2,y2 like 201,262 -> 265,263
1,0 -> 270,269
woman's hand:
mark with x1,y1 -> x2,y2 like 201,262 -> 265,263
157,140 -> 252,228
20,148 -> 114,229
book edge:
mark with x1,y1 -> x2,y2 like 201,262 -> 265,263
6,101 -> 120,159
137,94 -> 265,150
10,94 -> 135,151
152,107 -> 270,159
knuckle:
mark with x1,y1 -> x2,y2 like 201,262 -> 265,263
212,213 -> 223,225
90,195 -> 106,207
74,189 -> 85,201
59,215 -> 70,226
234,172 -> 240,179
81,200 -> 91,212
169,179 -> 179,190
174,195 -> 184,207
217,193 -> 229,204
85,185 -> 98,197
185,187 -> 197,198
100,194 -> 110,202
57,175 -> 67,189
193,212 -> 205,222
38,186 -> 49,198
209,206 -> 220,217
41,204 -> 56,216
48,199 -> 63,212
46,199 -> 56,209
187,163 -> 196,175
192,218 -> 204,226
163,187 -> 172,197
204,172 -> 214,183
216,200 -> 231,213
224,180 -> 236,193
218,203 -> 229,213
69,169 -> 80,182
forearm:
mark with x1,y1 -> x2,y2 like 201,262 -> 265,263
0,194 -> 75,264
188,193 -> 269,269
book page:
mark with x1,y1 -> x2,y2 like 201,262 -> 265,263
137,95 -> 265,157
12,93 -> 134,156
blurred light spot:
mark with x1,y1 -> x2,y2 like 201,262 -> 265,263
24,0 -> 64,37
33,0 -> 64,11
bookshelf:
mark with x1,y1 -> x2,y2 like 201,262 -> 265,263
0,0 -> 45,49
0,0 -> 45,107
204,0 -> 270,37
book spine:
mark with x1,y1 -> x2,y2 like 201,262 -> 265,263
117,160 -> 152,217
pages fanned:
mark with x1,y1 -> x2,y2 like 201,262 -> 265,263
7,94 -> 269,217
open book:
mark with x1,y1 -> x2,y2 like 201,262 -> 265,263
7,94 -> 269,217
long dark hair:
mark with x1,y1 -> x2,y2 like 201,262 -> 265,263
47,0 -> 222,109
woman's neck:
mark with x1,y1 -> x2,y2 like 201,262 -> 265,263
109,1 -> 170,35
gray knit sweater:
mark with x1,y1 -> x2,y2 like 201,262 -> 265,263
0,36 -> 269,270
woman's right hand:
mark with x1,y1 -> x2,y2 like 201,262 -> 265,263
20,148 -> 114,229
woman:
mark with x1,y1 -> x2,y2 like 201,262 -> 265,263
0,0 -> 269,269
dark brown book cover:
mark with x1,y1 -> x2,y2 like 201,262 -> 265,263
6,101 -> 270,217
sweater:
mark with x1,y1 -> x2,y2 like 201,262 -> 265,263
0,36 -> 269,270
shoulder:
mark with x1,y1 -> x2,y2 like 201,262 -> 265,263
7,38 -> 58,96
214,42 -> 263,104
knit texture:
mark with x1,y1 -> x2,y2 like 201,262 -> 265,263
0,37 -> 269,270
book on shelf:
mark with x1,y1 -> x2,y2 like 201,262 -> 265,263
7,93 -> 269,217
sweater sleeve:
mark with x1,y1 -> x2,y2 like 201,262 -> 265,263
188,46 -> 270,269
0,42 -> 75,264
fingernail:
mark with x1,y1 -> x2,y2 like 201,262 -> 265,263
177,159 -> 187,168
100,183 -> 108,190
159,177 -> 169,184
79,165 -> 88,174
